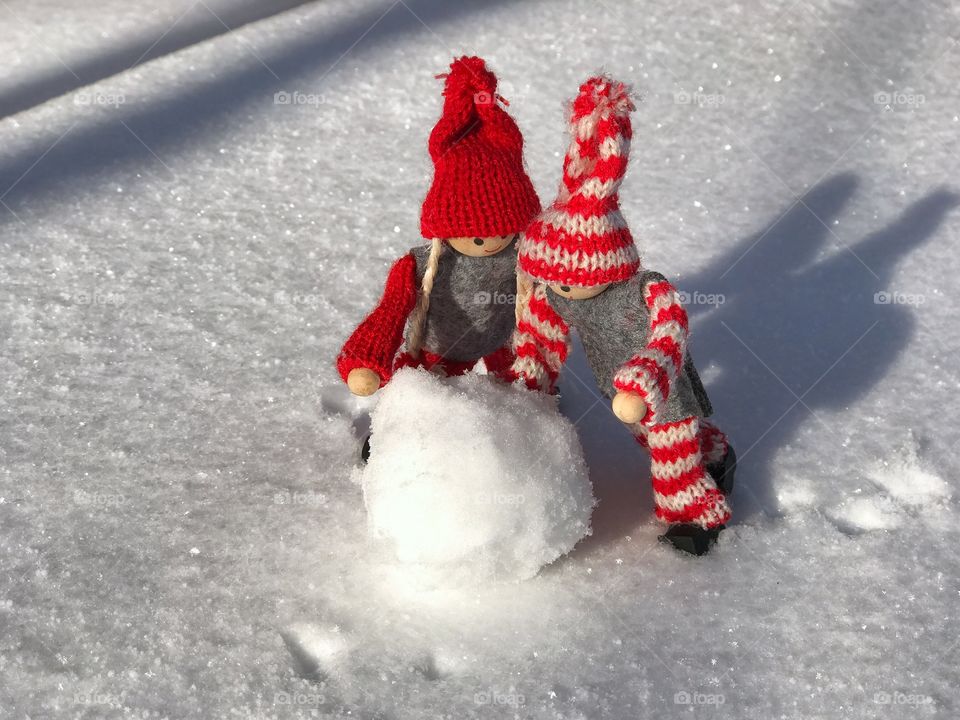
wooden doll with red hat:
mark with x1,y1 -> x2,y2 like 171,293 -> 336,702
510,76 -> 735,555
337,56 -> 540,402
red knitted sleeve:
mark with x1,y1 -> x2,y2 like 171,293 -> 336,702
336,253 -> 418,387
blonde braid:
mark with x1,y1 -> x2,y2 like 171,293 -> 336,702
515,267 -> 534,324
405,238 -> 444,359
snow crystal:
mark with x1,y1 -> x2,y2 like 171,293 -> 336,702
359,369 -> 595,582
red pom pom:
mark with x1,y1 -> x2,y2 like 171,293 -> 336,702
438,56 -> 499,108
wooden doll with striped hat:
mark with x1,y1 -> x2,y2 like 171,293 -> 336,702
337,56 -> 540,407
510,75 -> 735,555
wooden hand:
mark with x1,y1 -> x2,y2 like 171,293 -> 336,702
611,391 -> 647,424
347,368 -> 381,396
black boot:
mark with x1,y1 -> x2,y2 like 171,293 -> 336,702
360,435 -> 372,464
706,445 -> 736,496
659,524 -> 724,556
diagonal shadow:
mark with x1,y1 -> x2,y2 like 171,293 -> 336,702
566,174 -> 959,549
0,0 -> 517,224
0,0 -> 319,120
683,176 -> 959,520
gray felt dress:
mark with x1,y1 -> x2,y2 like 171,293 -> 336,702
410,239 -> 519,362
546,270 -> 713,424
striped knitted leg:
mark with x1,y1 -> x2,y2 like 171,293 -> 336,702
647,417 -> 731,530
632,422 -> 650,451
698,418 -> 729,466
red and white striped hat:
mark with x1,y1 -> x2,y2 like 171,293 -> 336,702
518,75 -> 639,287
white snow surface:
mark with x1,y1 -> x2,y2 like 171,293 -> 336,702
360,368 -> 594,581
1,0 -> 959,718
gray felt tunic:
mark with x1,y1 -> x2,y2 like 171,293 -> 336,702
410,239 -> 518,362
547,270 -> 713,423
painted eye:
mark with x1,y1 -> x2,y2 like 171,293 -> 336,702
560,285 -> 571,293
473,238 -> 484,246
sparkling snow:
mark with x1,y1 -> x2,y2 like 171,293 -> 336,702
1,0 -> 959,718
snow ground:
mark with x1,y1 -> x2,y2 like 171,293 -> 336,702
1,0 -> 959,717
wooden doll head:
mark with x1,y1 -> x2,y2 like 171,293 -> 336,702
549,283 -> 611,300
447,233 -> 519,257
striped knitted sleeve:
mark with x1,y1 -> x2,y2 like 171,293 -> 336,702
336,253 -> 418,387
612,273 -> 689,426
509,284 -> 571,392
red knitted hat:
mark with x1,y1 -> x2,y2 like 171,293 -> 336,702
518,75 -> 640,286
420,56 -> 541,239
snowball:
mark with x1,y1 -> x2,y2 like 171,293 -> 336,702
359,368 -> 595,581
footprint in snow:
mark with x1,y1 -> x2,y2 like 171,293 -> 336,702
826,496 -> 903,536
827,435 -> 949,535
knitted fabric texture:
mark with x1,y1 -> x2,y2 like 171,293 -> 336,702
511,272 -> 708,427
546,272 -> 712,425
406,237 -> 520,362
644,417 -> 731,529
608,272 -> 701,426
509,281 -> 732,529
337,239 -> 520,386
420,56 -> 541,239
510,283 -> 572,392
632,418 -> 729,467
698,418 -> 729,466
336,253 -> 418,386
518,74 -> 640,286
